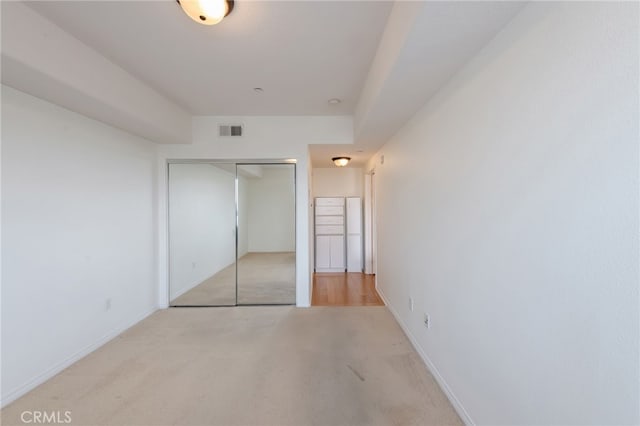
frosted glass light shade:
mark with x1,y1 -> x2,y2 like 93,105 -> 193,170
332,157 -> 350,167
178,0 -> 232,25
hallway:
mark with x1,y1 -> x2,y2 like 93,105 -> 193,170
312,273 -> 384,306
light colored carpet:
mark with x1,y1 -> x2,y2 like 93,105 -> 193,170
172,252 -> 296,306
1,307 -> 462,426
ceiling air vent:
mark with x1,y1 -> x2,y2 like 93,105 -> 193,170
219,124 -> 243,137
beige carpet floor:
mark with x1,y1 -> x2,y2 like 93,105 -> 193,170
1,307 -> 462,426
172,252 -> 296,306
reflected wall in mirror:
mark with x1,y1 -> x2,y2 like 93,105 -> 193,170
237,164 -> 296,305
169,163 -> 236,306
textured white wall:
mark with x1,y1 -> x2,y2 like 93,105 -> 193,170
168,164 -> 236,300
1,86 -> 158,405
246,166 -> 295,253
312,167 -> 363,198
369,2 -> 639,425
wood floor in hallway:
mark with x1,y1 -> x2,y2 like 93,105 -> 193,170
312,272 -> 384,306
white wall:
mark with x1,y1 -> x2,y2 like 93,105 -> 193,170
369,3 -> 639,425
246,166 -> 295,253
312,167 -> 363,198
168,164 -> 236,300
1,86 -> 158,405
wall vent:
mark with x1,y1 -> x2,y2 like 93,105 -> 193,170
219,124 -> 243,137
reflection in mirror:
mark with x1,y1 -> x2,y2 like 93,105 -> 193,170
169,163 -> 236,306
237,164 -> 296,305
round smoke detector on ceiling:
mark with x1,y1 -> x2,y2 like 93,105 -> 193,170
328,98 -> 341,105
253,87 -> 264,93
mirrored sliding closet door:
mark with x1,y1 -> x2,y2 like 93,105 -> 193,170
168,161 -> 296,306
236,164 -> 296,305
169,163 -> 237,306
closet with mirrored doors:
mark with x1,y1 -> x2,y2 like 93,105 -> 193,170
168,161 -> 296,306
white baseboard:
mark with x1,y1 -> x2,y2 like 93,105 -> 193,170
376,286 -> 475,426
1,307 -> 157,408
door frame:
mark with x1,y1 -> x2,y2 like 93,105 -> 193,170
364,169 -> 377,275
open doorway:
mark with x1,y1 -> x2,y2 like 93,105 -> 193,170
309,166 -> 382,306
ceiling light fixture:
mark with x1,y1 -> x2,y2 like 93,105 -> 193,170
328,98 -> 341,105
332,157 -> 351,167
177,0 -> 234,25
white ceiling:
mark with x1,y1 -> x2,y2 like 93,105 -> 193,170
28,0 -> 392,116
21,0 -> 525,168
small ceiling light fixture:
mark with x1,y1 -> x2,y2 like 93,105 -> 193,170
177,0 -> 234,25
253,87 -> 264,93
328,98 -> 342,105
332,157 -> 351,167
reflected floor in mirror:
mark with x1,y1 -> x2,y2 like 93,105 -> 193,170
171,252 -> 296,306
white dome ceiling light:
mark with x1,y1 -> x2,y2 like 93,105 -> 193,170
332,157 -> 351,167
177,0 -> 234,26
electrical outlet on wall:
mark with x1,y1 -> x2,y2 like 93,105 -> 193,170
424,313 -> 431,329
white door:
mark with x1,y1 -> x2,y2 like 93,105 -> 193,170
346,197 -> 362,272
316,235 -> 331,269
347,235 -> 362,272
329,235 -> 345,269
